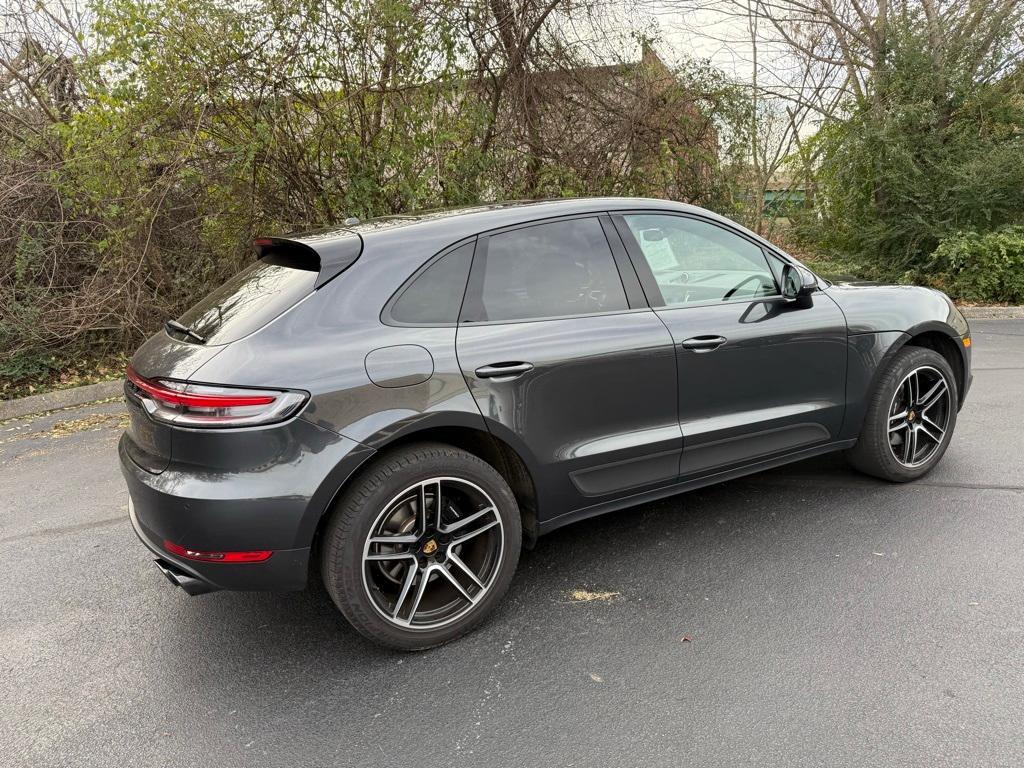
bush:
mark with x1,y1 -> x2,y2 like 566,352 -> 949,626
1,1 -> 747,395
926,226 -> 1024,303
794,10 -> 1024,290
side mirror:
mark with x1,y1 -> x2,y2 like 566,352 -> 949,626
781,264 -> 817,301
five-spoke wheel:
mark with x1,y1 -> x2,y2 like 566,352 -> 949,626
321,443 -> 521,650
847,345 -> 959,482
886,365 -> 951,468
362,477 -> 504,630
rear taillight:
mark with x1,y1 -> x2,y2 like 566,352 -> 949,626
126,366 -> 307,428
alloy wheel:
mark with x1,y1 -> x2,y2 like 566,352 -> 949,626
887,365 -> 951,468
361,477 -> 504,630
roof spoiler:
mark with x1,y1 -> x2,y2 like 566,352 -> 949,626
253,231 -> 364,288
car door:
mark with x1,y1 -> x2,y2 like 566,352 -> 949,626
456,214 -> 681,519
612,211 -> 848,478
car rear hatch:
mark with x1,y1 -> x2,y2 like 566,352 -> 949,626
122,230 -> 362,473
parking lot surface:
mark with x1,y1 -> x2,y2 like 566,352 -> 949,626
2,320 -> 1022,767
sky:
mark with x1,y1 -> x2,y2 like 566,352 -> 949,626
595,1 -> 769,80
10,0 -> 770,83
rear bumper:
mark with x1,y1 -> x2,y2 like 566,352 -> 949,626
119,421 -> 373,592
126,492 -> 310,592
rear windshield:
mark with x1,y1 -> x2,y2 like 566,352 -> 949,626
174,253 -> 318,345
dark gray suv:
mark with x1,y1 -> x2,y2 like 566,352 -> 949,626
120,198 -> 972,649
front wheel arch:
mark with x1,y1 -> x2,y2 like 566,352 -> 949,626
863,323 -> 966,412
902,328 -> 967,409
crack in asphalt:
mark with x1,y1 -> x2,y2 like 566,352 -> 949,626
908,480 -> 1024,492
0,515 -> 125,546
737,476 -> 1024,493
0,396 -> 122,429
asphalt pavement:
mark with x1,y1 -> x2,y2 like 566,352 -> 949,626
2,320 -> 1023,768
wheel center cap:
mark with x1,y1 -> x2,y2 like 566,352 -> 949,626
421,538 -> 439,556
908,410 -> 916,422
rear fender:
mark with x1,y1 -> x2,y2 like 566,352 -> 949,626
299,410 -> 547,550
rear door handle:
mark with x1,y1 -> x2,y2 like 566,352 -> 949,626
681,335 -> 727,352
474,362 -> 534,379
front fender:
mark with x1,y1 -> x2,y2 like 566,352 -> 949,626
825,284 -> 956,334
839,319 -> 970,440
840,331 -> 910,440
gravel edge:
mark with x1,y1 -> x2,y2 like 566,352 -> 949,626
0,380 -> 124,422
960,306 -> 1024,319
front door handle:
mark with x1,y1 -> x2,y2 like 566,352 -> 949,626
681,335 -> 727,352
474,362 -> 534,379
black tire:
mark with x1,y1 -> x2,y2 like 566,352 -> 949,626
846,345 -> 958,482
320,442 -> 522,650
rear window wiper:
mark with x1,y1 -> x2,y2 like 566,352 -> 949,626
165,319 -> 206,343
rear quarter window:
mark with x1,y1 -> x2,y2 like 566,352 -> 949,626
175,253 -> 318,344
387,242 -> 475,325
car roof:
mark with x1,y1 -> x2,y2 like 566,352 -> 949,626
266,197 -> 776,284
286,197 -> 704,248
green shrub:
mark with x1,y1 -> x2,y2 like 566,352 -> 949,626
0,351 -> 63,398
2,1 -> 750,396
794,11 -> 1024,290
926,226 -> 1024,303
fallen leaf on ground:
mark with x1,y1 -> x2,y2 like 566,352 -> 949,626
15,448 -> 49,461
48,413 -> 128,438
567,589 -> 620,603
589,673 -> 603,683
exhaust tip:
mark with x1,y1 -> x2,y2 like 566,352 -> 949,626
154,558 -> 219,596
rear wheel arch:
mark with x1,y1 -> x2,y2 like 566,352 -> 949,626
376,427 -> 539,544
310,425 -> 541,564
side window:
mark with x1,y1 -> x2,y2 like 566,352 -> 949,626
389,241 -> 474,324
471,217 -> 628,322
623,214 -> 778,307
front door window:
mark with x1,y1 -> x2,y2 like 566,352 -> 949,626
622,214 -> 778,306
